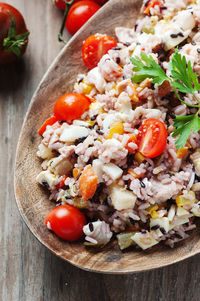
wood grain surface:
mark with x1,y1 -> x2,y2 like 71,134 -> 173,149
1,0 -> 200,300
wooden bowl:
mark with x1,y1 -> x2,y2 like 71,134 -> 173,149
14,0 -> 200,274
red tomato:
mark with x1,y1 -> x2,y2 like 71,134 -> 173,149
45,204 -> 86,241
0,3 -> 29,65
94,0 -> 108,5
52,0 -> 80,10
56,176 -> 67,189
65,1 -> 100,35
137,119 -> 167,158
82,34 -> 117,69
38,116 -> 58,136
54,92 -> 91,123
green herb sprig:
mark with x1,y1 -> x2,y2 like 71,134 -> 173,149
130,49 -> 200,149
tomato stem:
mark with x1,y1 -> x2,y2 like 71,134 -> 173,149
58,0 -> 74,43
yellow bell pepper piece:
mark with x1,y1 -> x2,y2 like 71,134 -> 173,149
106,122 -> 124,139
176,191 -> 196,207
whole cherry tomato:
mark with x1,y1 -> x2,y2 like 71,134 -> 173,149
0,3 -> 29,65
82,34 -> 117,69
137,119 -> 167,158
54,92 -> 91,123
45,204 -> 86,241
52,0 -> 80,10
65,1 -> 100,35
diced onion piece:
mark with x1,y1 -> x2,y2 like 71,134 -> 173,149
150,217 -> 170,233
36,170 -> 57,187
109,184 -> 137,210
176,207 -> 189,217
131,232 -> 158,250
92,159 -> 104,182
60,126 -> 89,142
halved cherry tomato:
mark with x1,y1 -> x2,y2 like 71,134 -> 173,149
38,116 -> 58,135
54,92 -> 91,123
137,119 -> 167,158
82,34 -> 117,69
45,204 -> 86,241
65,1 -> 100,35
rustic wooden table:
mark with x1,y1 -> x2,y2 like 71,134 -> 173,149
1,0 -> 200,300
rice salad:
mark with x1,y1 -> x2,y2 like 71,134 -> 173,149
37,0 -> 200,251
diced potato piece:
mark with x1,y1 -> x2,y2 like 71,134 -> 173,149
36,170 -> 57,187
37,144 -> 54,159
110,184 -> 137,211
92,159 -> 103,182
176,191 -> 196,207
117,232 -> 135,250
176,207 -> 189,217
103,163 -> 123,181
60,126 -> 89,142
131,232 -> 159,250
150,217 -> 170,233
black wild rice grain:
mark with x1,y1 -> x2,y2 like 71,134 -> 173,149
139,179 -> 146,188
96,129 -> 104,135
191,42 -> 196,46
89,223 -> 94,232
178,32 -> 184,37
151,225 -> 159,230
74,136 -> 87,145
78,77 -> 84,84
129,218 -> 135,225
91,114 -> 98,121
160,6 -> 167,9
123,42 -> 131,47
116,57 -> 121,64
58,120 -> 66,124
112,46 -> 121,50
160,227 -> 166,235
197,48 -> 200,53
42,181 -> 49,188
174,233 -> 182,239
138,198 -> 145,203
141,229 -> 147,234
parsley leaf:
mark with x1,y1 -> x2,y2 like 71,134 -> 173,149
131,52 -> 168,85
169,49 -> 200,95
130,50 -> 200,149
172,113 -> 200,149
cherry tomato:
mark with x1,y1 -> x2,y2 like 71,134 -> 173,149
137,119 -> 167,158
82,34 -> 117,69
52,0 -> 80,10
0,3 -> 29,65
65,1 -> 100,35
45,204 -> 86,241
54,92 -> 91,123
94,0 -> 108,5
38,116 -> 58,135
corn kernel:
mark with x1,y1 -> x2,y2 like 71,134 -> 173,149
82,82 -> 93,95
106,122 -> 124,139
151,210 -> 159,219
176,191 -> 196,207
134,152 -> 145,164
73,168 -> 81,179
147,204 -> 159,214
